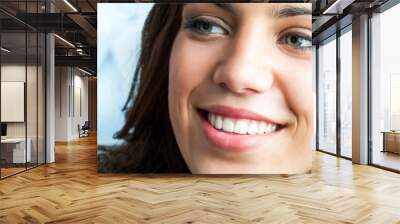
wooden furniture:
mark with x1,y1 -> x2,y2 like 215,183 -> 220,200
381,131 -> 400,154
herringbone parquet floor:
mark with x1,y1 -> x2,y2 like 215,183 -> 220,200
1,134 -> 400,223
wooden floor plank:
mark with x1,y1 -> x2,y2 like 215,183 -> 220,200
0,134 -> 400,223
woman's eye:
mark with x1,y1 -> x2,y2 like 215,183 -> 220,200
185,18 -> 228,35
280,34 -> 312,49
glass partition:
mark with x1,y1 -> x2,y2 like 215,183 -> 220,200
1,30 -> 28,177
0,1 -> 46,179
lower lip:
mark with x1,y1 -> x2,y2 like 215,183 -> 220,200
199,112 -> 279,153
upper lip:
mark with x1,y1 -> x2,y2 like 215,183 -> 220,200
199,105 -> 284,125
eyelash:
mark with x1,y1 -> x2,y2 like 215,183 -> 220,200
184,17 -> 229,36
184,16 -> 311,51
278,32 -> 312,50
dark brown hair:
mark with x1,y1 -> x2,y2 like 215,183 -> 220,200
103,4 -> 190,173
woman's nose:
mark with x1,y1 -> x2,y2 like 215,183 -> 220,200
213,26 -> 274,95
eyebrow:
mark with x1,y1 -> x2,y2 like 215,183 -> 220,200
274,6 -> 312,17
214,3 -> 235,13
213,3 -> 312,17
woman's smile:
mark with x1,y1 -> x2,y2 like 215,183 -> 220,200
196,105 -> 288,153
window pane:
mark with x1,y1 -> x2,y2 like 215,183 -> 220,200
318,37 -> 337,154
340,29 -> 352,158
312,46 -> 317,150
371,3 -> 400,171
27,31 -> 38,169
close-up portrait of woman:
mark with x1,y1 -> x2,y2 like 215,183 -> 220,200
98,2 -> 313,174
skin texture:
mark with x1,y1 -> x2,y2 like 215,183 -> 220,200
168,3 -> 313,174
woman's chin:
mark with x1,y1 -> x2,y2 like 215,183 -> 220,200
190,162 -> 301,175
189,150 -> 312,174
193,168 -> 311,175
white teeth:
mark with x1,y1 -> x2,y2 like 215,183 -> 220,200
222,118 -> 235,133
206,112 -> 279,135
247,121 -> 258,135
266,124 -> 277,133
265,124 -> 271,133
267,124 -> 271,133
233,119 -> 248,134
211,113 -> 216,126
271,124 -> 277,132
258,122 -> 267,134
208,113 -> 215,125
215,115 -> 223,129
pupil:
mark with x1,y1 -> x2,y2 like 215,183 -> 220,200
290,36 -> 298,44
201,23 -> 210,31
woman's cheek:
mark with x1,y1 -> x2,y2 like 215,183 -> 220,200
275,55 -> 313,120
169,34 -> 193,126
168,33 -> 195,161
170,34 -> 214,97
169,33 -> 223,130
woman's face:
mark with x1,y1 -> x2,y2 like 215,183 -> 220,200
168,3 -> 313,174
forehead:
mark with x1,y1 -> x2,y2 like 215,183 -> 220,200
183,3 -> 312,17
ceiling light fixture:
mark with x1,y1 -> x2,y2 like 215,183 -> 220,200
54,34 -> 75,48
1,47 -> 11,53
63,0 -> 78,12
76,48 -> 85,55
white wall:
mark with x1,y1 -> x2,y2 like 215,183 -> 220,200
54,67 -> 89,141
72,72 -> 89,138
55,66 -> 69,141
